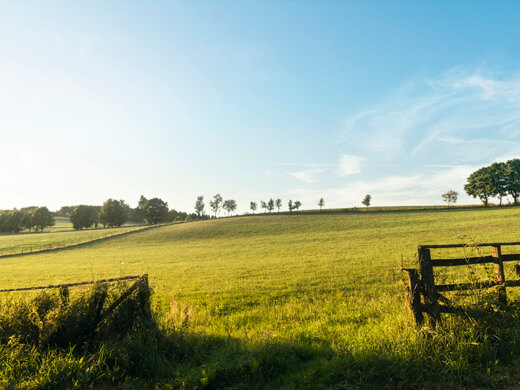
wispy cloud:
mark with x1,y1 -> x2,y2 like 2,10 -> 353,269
340,68 -> 520,166
338,154 -> 365,177
287,167 -> 327,183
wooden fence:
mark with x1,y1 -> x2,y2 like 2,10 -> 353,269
403,243 -> 520,327
0,274 -> 150,326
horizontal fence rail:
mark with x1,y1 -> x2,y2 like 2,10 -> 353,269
420,242 -> 520,249
404,242 -> 520,327
0,275 -> 143,293
431,254 -> 520,267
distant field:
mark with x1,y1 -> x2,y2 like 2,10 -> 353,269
2,207 -> 520,388
0,224 -> 147,256
47,216 -> 143,232
47,216 -> 73,231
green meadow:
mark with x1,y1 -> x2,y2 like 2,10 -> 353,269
0,224 -> 147,257
2,207 -> 520,388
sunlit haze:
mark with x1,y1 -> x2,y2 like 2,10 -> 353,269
2,1 -> 520,212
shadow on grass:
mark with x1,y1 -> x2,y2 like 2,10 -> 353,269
1,285 -> 520,389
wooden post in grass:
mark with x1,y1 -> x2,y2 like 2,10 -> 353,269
418,246 -> 440,325
492,245 -> 507,304
60,286 -> 69,306
138,274 -> 152,319
404,268 -> 424,326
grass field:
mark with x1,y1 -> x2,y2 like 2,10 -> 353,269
2,207 -> 520,388
0,224 -> 149,256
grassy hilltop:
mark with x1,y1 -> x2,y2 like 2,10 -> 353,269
2,207 -> 520,388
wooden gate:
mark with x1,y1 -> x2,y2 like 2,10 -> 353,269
403,243 -> 520,327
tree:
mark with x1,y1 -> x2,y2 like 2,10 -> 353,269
288,200 -> 294,213
294,201 -> 301,210
506,159 -> 520,205
131,195 -> 148,223
138,195 -> 148,210
143,198 -> 169,224
318,198 -> 325,211
99,199 -> 128,227
195,195 -> 205,217
464,166 -> 496,206
128,207 -> 145,223
489,162 -> 508,205
250,201 -> 257,214
56,206 -> 75,217
70,205 -> 98,230
4,210 -> 26,233
261,201 -> 267,213
267,198 -> 275,213
209,193 -> 223,217
275,199 -> 282,213
22,212 -> 35,232
223,199 -> 237,216
32,207 -> 55,232
362,194 -> 371,208
442,190 -> 458,207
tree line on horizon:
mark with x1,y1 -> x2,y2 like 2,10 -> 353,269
0,206 -> 55,233
193,194 -> 302,217
194,193 -> 373,217
66,195 -> 205,230
0,195 -> 202,234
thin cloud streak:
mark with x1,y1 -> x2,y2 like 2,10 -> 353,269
340,68 -> 520,167
287,168 -> 328,183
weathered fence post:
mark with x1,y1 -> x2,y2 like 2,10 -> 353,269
418,246 -> 440,325
60,286 -> 69,306
404,268 -> 424,326
492,245 -> 507,304
138,274 -> 152,319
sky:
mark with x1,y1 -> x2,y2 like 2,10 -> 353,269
2,1 -> 520,213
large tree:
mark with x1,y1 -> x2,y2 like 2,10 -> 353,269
194,196 -> 205,217
506,159 -> 520,205
464,166 -> 496,206
209,193 -> 223,217
70,205 -> 99,230
3,210 -> 27,233
294,201 -> 302,211
99,199 -> 128,227
275,199 -> 282,213
143,198 -> 169,224
32,207 -> 55,232
223,199 -> 237,216
250,201 -> 257,214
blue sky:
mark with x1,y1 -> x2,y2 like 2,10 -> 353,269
2,1 -> 520,213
